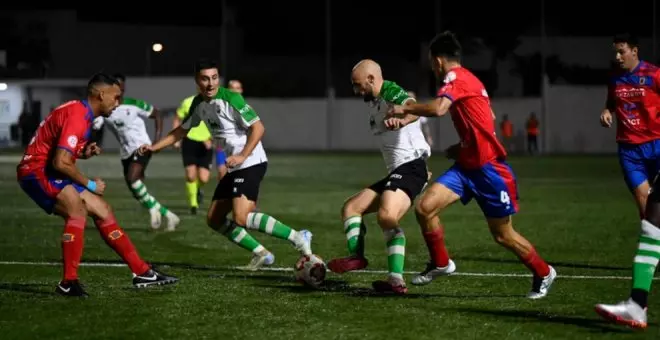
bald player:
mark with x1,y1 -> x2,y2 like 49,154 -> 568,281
327,59 -> 431,294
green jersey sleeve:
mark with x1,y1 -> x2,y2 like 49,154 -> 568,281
123,97 -> 154,117
180,96 -> 203,130
226,92 -> 259,128
380,80 -> 414,105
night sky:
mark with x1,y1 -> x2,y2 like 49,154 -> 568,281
76,0 -> 658,59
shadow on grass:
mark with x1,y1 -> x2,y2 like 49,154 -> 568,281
0,282 -> 54,296
456,256 -> 629,271
449,307 -> 641,334
250,279 -> 520,299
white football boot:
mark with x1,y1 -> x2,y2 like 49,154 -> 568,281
411,260 -> 457,286
595,298 -> 648,329
527,266 -> 557,299
294,230 -> 313,256
149,207 -> 162,230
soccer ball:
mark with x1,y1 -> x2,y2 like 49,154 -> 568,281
294,254 -> 327,288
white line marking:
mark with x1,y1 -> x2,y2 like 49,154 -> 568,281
0,260 -> 656,280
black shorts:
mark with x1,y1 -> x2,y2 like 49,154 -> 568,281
121,151 -> 152,178
368,158 -> 428,201
181,137 -> 213,169
213,162 -> 267,202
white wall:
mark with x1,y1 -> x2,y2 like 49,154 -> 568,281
97,96 -> 551,153
4,78 -> 619,154
0,85 -> 25,146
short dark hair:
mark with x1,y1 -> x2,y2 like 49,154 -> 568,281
194,59 -> 219,74
613,33 -> 639,49
112,73 -> 126,82
87,73 -> 120,94
429,31 -> 462,61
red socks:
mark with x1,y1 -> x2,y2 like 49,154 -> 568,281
521,247 -> 551,278
94,214 -> 150,275
62,216 -> 86,281
423,227 -> 450,267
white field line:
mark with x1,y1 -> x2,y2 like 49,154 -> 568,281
0,260 -> 654,280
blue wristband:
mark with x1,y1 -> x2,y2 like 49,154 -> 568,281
86,180 -> 97,192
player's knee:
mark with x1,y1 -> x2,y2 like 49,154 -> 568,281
93,201 -> 113,221
126,172 -> 141,184
67,199 -> 88,219
233,211 -> 249,227
342,198 -> 361,218
415,198 -> 437,220
185,169 -> 198,182
206,211 -> 227,231
376,207 -> 398,229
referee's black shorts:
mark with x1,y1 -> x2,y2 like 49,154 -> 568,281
181,137 -> 213,169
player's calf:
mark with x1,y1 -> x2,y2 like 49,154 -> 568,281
487,216 -> 555,298
411,185 -> 456,284
53,186 -> 89,285
128,179 -> 179,230
373,190 -> 410,289
328,190 -> 378,274
232,194 -> 313,256
371,227 -> 407,295
207,201 -> 274,268
339,190 -> 377,256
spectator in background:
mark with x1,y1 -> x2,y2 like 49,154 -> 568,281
526,112 -> 539,155
500,114 -> 514,153
18,101 -> 36,146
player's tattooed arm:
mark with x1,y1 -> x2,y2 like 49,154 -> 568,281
388,97 -> 452,118
53,148 -> 91,187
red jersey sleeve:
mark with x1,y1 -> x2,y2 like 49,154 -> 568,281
653,69 -> 660,95
436,71 -> 468,102
57,115 -> 87,154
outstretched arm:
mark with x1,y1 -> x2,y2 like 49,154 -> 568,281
389,97 -> 453,118
144,125 -> 189,154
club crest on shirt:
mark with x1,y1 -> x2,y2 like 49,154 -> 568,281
67,135 -> 78,148
444,71 -> 456,83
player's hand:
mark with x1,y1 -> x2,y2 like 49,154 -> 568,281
93,177 -> 106,195
384,117 -> 404,130
600,109 -> 613,128
137,144 -> 154,156
387,105 -> 406,117
84,142 -> 102,158
173,141 -> 181,150
203,140 -> 212,150
226,154 -> 246,168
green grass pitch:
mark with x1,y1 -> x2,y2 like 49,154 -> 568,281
0,152 -> 658,339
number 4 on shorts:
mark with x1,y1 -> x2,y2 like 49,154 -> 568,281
500,191 -> 510,205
